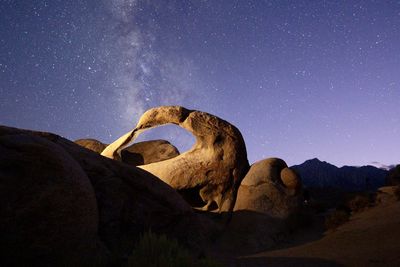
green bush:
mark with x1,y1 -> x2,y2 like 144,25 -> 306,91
127,231 -> 223,267
325,210 -> 350,230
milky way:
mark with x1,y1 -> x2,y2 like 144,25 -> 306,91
1,0 -> 399,166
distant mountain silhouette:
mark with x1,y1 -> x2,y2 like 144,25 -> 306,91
367,161 -> 396,171
291,158 -> 388,191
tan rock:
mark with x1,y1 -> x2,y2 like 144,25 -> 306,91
121,139 -> 179,165
75,138 -> 107,153
101,106 -> 250,212
280,167 -> 302,195
234,158 -> 302,218
75,138 -> 179,166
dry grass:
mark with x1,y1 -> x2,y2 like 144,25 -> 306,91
243,201 -> 400,267
394,186 -> 400,201
348,194 -> 371,212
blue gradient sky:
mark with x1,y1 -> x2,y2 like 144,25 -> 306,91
1,0 -> 399,166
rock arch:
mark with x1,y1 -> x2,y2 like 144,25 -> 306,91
101,106 -> 249,212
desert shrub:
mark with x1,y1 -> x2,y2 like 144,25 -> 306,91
285,209 -> 313,233
325,210 -> 350,230
127,230 -> 191,267
394,186 -> 400,201
386,165 -> 400,185
126,231 -> 222,267
347,194 -> 371,212
195,258 -> 224,267
308,201 -> 327,214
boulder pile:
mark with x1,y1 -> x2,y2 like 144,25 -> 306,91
0,106 -> 304,265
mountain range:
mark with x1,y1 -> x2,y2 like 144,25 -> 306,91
291,158 -> 390,191
365,161 -> 396,171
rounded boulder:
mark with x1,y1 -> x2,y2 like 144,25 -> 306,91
234,158 -> 302,218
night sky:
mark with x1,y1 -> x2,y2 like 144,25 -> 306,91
1,0 -> 399,167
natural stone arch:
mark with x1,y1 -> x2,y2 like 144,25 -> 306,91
101,106 -> 250,212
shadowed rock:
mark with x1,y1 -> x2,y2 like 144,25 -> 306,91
0,125 -> 212,266
101,106 -> 250,212
75,138 -> 179,166
234,158 -> 302,218
0,132 -> 103,266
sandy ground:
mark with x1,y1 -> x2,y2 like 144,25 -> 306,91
237,201 -> 400,267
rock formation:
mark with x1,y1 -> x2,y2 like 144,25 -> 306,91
0,132 -> 103,266
0,125 -> 211,266
75,138 -> 179,166
122,139 -> 179,166
101,106 -> 250,212
75,138 -> 107,153
234,158 -> 302,218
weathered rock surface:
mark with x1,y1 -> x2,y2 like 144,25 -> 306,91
121,139 -> 179,166
0,125 -> 211,266
234,158 -> 302,218
75,138 -> 107,153
101,106 -> 250,212
75,138 -> 179,166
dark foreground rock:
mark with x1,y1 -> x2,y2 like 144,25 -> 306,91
0,133 -> 103,266
0,125 -> 212,266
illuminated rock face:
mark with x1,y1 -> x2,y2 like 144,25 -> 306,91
75,138 -> 179,166
75,138 -> 107,153
234,158 -> 303,218
121,139 -> 179,166
102,106 -> 250,212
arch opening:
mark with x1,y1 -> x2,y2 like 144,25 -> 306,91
133,124 -> 196,155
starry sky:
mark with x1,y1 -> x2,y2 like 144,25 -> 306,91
1,0 -> 399,167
